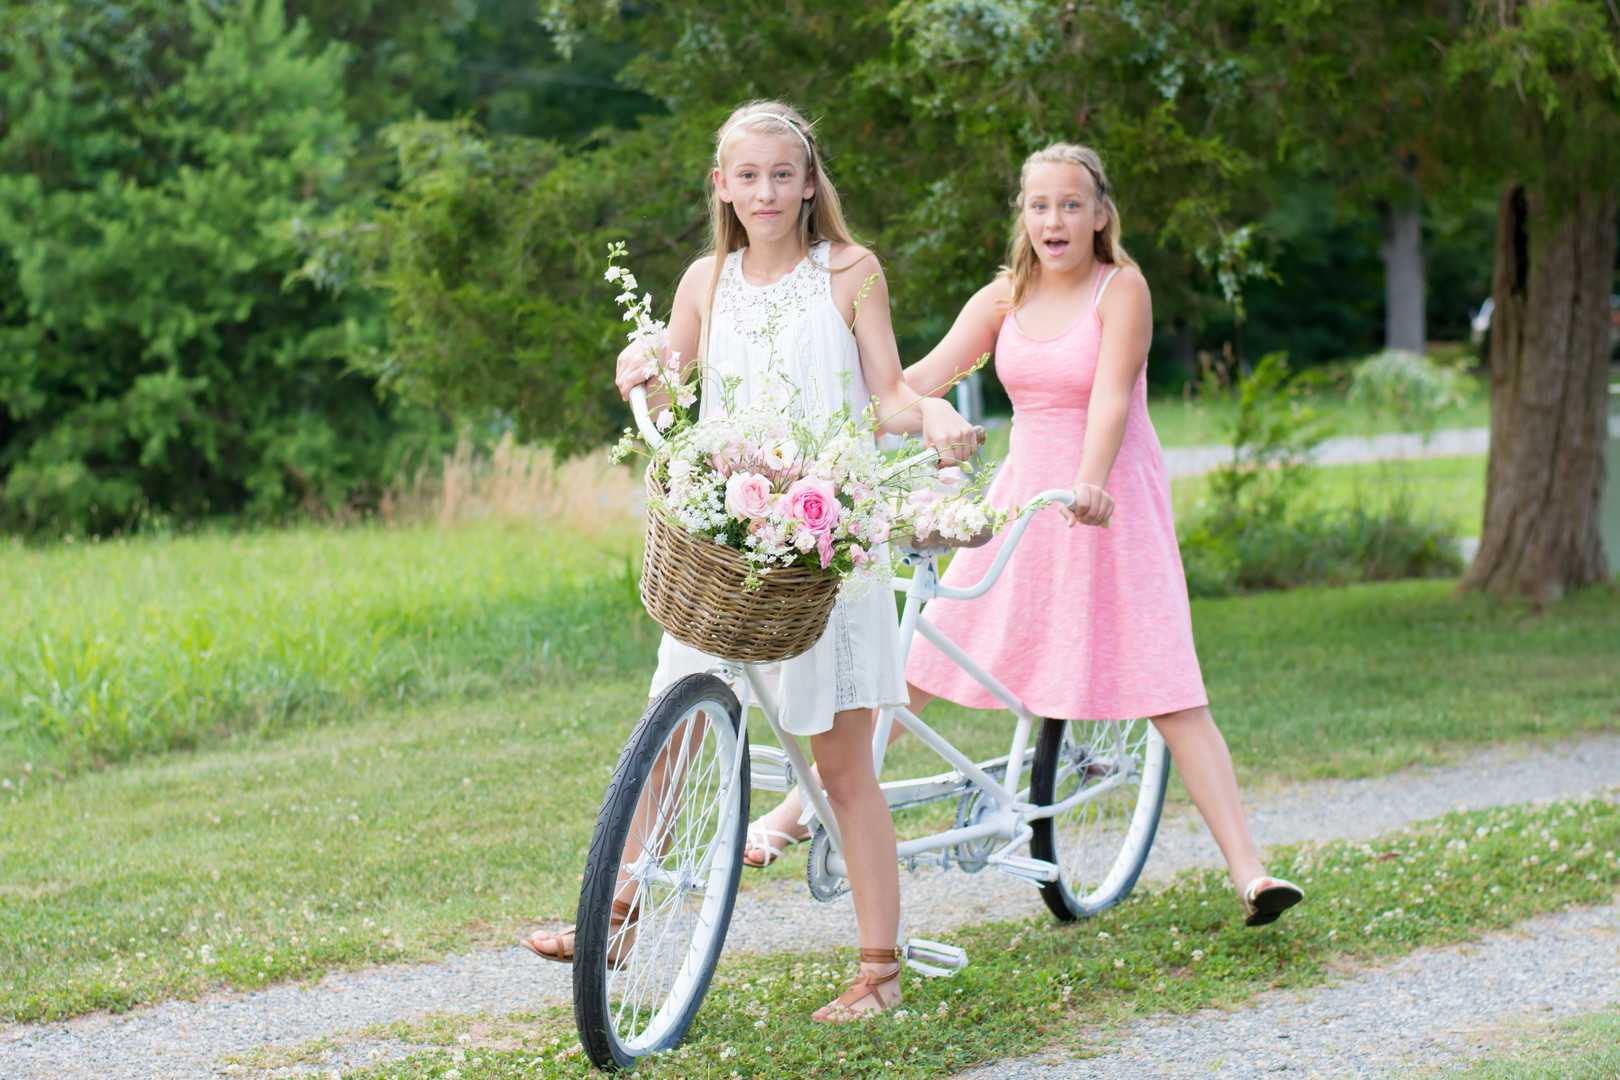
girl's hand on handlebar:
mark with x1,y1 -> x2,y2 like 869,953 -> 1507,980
920,399 -> 983,466
614,332 -> 666,401
1060,483 -> 1114,528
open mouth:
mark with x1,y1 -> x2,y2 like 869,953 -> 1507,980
1042,238 -> 1070,256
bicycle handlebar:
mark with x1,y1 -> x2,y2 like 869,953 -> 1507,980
925,488 -> 1076,601
628,384 -> 664,451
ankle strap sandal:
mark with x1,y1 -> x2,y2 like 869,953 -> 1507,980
811,947 -> 903,1023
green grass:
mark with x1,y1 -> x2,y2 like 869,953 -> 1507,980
1144,386 -> 1491,449
3,577 -> 1615,1023
0,523 -> 652,775
335,797 -> 1620,1079
1173,454 -> 1486,537
1430,1010 -> 1620,1079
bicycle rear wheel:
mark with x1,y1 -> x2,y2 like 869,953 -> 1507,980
1028,717 -> 1169,921
573,673 -> 749,1069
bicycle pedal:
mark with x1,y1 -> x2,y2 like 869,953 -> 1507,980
904,938 -> 968,977
747,745 -> 794,792
989,853 -> 1060,883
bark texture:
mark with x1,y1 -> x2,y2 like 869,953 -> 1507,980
1463,184 -> 1615,600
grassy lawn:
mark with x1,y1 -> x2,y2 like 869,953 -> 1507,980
0,523 -> 651,776
331,798 -> 1620,1078
1431,1010 -> 1620,1079
1171,454 -> 1487,537
1144,387 -> 1491,449
3,565 -> 1615,1023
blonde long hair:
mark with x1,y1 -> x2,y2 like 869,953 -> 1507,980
701,101 -> 858,344
1004,143 -> 1135,309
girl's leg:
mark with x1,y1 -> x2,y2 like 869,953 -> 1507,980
808,705 -> 902,1018
525,702 -> 705,960
745,686 -> 934,864
1149,704 -> 1265,893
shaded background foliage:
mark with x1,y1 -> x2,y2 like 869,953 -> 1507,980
1,0 -> 1612,544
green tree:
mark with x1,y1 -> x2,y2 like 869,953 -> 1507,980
1447,0 -> 1619,598
0,0 -> 433,535
306,115 -> 713,458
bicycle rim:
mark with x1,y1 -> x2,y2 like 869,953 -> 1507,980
574,674 -> 748,1067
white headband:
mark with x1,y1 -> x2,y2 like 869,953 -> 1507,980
715,112 -> 813,164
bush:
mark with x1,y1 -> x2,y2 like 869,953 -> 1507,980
1179,352 -> 1464,595
1346,348 -> 1479,444
0,0 -> 443,537
1180,500 -> 1465,597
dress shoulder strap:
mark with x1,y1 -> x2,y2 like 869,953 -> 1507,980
1092,264 -> 1122,310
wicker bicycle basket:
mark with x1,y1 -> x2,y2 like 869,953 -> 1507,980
640,468 -> 840,663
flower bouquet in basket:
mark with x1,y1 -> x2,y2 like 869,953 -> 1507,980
605,243 -> 1002,663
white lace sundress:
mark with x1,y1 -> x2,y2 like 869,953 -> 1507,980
647,241 -> 907,736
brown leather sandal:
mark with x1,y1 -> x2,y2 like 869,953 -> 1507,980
522,897 -> 639,966
811,947 -> 903,1023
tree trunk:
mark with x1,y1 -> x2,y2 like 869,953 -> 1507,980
1379,200 -> 1426,353
1462,184 -> 1616,601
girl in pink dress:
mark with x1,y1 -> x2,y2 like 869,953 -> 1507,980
745,142 -> 1302,927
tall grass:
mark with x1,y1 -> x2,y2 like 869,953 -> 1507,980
0,522 -> 653,774
382,435 -> 641,530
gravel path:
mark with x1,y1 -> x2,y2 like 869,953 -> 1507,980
3,732 -> 1616,1079
962,900 -> 1620,1080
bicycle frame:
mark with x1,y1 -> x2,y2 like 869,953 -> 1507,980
626,384 -> 1131,887
719,491 -> 1142,887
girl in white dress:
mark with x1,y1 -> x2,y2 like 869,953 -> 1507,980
523,100 -> 978,1022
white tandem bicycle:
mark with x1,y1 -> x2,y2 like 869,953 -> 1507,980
569,388 -> 1171,1069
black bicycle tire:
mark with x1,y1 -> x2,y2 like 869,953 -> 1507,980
1028,716 -> 1169,922
573,673 -> 749,1069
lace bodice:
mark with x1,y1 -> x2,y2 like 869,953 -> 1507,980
700,241 -> 869,423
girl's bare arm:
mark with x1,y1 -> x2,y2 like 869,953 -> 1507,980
1067,267 -> 1152,523
835,246 -> 978,455
901,277 -> 1008,397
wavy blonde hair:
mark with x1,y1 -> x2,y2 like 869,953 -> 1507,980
1004,143 -> 1134,309
701,100 -> 858,344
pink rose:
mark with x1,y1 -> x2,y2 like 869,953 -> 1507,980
711,440 -> 744,477
850,543 -> 868,568
817,529 -> 834,569
786,477 -> 840,535
724,471 -> 773,520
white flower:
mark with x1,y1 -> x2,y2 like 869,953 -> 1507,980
655,410 -> 674,431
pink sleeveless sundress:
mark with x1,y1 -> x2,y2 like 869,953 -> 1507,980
904,267 -> 1208,721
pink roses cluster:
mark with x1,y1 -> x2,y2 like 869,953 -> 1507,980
725,472 -> 843,568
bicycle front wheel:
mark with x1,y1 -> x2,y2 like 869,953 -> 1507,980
1028,717 -> 1169,921
573,673 -> 749,1069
